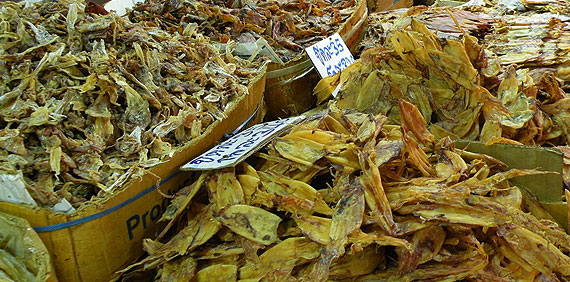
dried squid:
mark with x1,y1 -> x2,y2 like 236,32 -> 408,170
0,0 -> 264,208
122,102 -> 570,282
317,7 -> 570,148
127,0 -> 359,62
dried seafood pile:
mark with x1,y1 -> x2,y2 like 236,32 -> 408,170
358,7 -> 492,52
0,0 -> 264,208
123,102 -> 570,281
484,12 -> 570,84
128,0 -> 358,62
317,14 -> 570,148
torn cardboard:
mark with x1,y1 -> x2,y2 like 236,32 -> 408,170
456,141 -> 568,231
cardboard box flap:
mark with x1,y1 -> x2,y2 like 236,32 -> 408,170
455,141 -> 563,202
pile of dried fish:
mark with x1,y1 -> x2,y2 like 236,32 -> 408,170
484,13 -> 570,85
317,12 -> 570,148
122,102 -> 570,281
128,0 -> 358,62
0,0 -> 264,208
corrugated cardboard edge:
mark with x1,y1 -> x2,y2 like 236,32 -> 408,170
455,140 -> 568,231
0,67 -> 266,282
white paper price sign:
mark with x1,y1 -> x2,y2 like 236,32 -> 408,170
306,33 -> 355,78
182,116 -> 305,171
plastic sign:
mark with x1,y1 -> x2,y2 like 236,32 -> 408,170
306,33 -> 355,79
182,116 -> 306,171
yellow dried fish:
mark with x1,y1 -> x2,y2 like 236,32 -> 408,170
124,103 -> 570,282
318,7 -> 570,153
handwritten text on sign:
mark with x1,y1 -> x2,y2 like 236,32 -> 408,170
306,33 -> 355,78
181,116 -> 305,171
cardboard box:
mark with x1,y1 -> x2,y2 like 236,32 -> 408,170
455,141 -> 568,231
0,69 -> 266,282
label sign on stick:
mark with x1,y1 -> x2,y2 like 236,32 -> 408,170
305,33 -> 355,78
182,116 -> 306,171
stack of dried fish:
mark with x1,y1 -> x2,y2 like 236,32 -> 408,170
358,7 -> 492,53
128,0 -> 358,62
321,6 -> 570,185
483,11 -> 570,85
0,0 -> 264,208
122,102 -> 570,281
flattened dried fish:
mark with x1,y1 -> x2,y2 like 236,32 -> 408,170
125,103 -> 570,281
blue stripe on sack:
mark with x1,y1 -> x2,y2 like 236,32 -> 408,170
33,170 -> 181,233
32,97 -> 262,233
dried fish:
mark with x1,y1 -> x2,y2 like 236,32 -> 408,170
124,103 -> 570,281
0,0 -> 264,208
358,6 -> 492,53
128,0 -> 358,62
318,8 -> 570,150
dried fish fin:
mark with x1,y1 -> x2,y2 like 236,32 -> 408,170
328,246 -> 384,280
120,204 -> 220,273
237,174 -> 260,204
434,150 -> 468,181
294,215 -> 331,245
260,171 -> 332,215
240,237 -> 322,280
402,131 -> 435,177
348,230 -> 411,249
309,179 -> 365,282
463,169 -> 549,195
497,225 -> 570,278
158,173 -> 207,239
274,138 -> 326,166
207,168 -> 245,210
398,100 -> 434,145
496,66 -> 535,129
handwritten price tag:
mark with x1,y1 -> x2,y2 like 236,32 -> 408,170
306,33 -> 355,79
181,116 -> 305,171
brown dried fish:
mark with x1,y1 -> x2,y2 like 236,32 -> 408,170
0,0 -> 264,208
128,0 -> 358,62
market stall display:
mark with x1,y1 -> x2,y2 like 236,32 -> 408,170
358,6 -> 492,52
1,0 -> 569,280
0,0 -> 268,280
126,0 -> 368,118
122,102 -> 570,281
